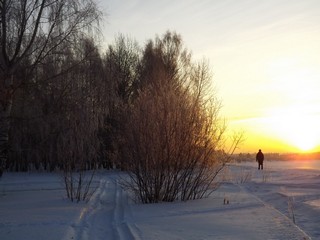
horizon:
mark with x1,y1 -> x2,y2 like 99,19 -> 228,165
100,0 -> 320,153
236,150 -> 320,155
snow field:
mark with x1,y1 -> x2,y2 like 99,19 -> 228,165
1,162 -> 319,240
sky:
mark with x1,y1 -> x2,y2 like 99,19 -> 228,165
99,0 -> 320,153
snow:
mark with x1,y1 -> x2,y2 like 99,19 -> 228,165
1,161 -> 320,240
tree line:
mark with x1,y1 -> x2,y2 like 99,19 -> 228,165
1,0 -> 241,202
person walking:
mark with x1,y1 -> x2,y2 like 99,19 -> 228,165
256,149 -> 264,170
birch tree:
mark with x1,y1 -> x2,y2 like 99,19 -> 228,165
0,0 -> 101,176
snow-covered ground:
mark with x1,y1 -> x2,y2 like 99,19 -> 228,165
1,160 -> 319,240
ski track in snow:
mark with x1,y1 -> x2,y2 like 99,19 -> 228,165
112,179 -> 141,240
238,184 -> 312,240
67,176 -> 141,240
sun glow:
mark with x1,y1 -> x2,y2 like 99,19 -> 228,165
267,114 -> 319,152
230,112 -> 320,153
261,57 -> 320,152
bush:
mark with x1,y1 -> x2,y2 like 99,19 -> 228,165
119,32 -> 242,203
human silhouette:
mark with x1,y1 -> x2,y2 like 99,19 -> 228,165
256,149 -> 264,170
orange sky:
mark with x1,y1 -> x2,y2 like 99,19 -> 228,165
101,0 -> 320,153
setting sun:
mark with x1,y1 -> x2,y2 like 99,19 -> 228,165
266,113 -> 320,152
229,107 -> 320,153
262,58 -> 320,152
228,57 -> 320,153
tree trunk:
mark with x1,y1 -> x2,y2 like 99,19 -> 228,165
0,88 -> 13,177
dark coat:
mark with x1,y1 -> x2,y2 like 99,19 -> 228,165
256,151 -> 264,163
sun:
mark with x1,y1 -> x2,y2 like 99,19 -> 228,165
263,57 -> 320,152
266,111 -> 320,152
290,131 -> 318,152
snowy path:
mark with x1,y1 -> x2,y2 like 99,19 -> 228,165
243,168 -> 320,239
65,176 -> 141,240
238,184 -> 312,240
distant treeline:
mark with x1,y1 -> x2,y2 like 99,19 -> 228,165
235,152 -> 320,162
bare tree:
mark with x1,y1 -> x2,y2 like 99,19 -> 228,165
58,102 -> 101,202
121,32 -> 242,203
0,0 -> 102,176
100,35 -> 141,169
